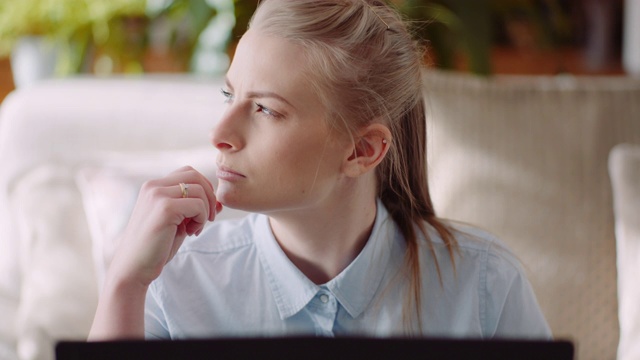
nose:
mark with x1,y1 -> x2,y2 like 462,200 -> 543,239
210,105 -> 245,151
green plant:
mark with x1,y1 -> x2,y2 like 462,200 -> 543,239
0,0 -> 224,75
396,0 -> 492,75
395,0 -> 574,75
0,0 -> 146,72
145,0 -> 226,74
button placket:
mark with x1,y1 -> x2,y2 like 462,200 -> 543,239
310,290 -> 338,336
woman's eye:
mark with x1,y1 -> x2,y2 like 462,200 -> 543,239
255,103 -> 280,118
220,89 -> 234,103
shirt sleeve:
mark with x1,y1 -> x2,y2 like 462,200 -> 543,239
144,280 -> 171,340
482,242 -> 552,339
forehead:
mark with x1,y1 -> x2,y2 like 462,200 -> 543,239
226,30 -> 313,101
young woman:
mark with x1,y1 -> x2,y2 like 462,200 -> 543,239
89,0 -> 551,340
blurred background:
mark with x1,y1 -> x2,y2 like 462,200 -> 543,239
0,0 -> 635,103
0,3 -> 638,360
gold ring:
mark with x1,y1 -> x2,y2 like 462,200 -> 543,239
179,183 -> 189,198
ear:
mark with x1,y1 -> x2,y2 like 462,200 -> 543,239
343,123 -> 392,178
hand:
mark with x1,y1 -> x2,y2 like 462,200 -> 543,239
107,166 -> 222,288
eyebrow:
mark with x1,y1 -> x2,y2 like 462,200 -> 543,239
224,77 -> 296,109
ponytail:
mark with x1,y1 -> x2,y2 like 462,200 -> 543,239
379,97 -> 458,332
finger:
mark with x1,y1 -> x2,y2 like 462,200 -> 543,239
145,180 -> 214,223
185,219 -> 203,237
171,198 -> 209,230
168,227 -> 187,263
151,167 -> 210,191
180,183 -> 218,222
172,183 -> 211,221
151,169 -> 217,220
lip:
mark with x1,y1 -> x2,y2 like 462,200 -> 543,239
216,165 -> 246,181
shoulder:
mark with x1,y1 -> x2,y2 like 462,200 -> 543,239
421,221 -> 521,272
421,221 -> 551,338
452,223 -> 521,269
417,221 -> 532,308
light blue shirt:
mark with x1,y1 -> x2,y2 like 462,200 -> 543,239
145,201 -> 551,339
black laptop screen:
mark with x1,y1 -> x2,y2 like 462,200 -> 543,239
56,337 -> 574,360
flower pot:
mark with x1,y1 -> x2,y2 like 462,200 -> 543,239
10,36 -> 61,88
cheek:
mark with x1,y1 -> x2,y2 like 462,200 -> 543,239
277,140 -> 343,184
251,122 -> 347,187
270,147 -> 318,181
257,148 -> 309,189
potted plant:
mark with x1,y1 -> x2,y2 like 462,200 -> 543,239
0,0 -> 230,87
395,0 -> 586,75
0,0 -> 147,86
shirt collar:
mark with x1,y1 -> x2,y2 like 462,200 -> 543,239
325,200 -> 396,318
254,215 -> 320,319
254,200 -> 397,320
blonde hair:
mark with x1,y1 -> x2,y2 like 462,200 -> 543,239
250,0 -> 458,333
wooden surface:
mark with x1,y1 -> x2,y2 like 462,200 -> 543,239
0,57 -> 15,104
490,47 -> 625,76
439,47 -> 626,76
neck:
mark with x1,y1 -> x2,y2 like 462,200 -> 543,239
268,176 -> 378,284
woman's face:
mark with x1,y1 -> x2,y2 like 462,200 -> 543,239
211,30 -> 351,214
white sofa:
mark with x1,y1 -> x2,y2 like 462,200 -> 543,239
0,72 -> 638,360
610,144 -> 640,360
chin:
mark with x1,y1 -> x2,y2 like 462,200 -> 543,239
217,194 -> 249,211
216,192 -> 268,213
218,196 -> 304,216
216,185 -> 319,215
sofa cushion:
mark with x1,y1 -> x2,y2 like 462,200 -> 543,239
11,165 -> 98,360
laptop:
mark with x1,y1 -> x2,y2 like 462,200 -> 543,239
56,337 -> 574,360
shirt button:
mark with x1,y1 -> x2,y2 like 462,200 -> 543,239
319,294 -> 329,303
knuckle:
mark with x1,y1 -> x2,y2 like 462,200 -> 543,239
181,165 -> 196,174
190,183 -> 204,195
156,198 -> 174,216
147,186 -> 164,199
141,179 -> 160,192
186,168 -> 201,179
140,180 -> 154,192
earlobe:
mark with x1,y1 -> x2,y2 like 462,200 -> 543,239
343,123 -> 392,178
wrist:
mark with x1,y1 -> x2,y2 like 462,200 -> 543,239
89,271 -> 149,341
102,265 -> 151,299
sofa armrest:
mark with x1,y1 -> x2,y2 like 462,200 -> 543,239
610,143 -> 640,360
0,75 -> 225,359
